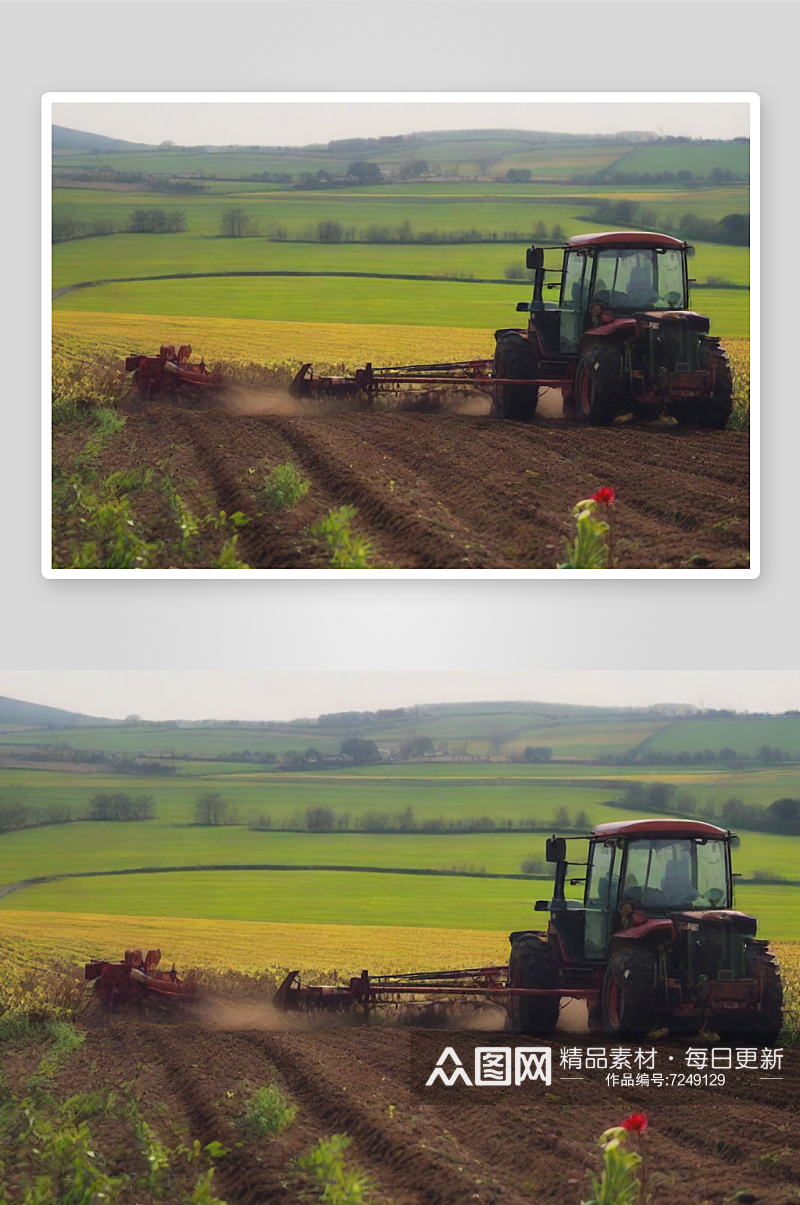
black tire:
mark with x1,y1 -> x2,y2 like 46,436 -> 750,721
493,331 -> 539,421
714,943 -> 783,1042
508,933 -> 560,1034
573,343 -> 621,426
669,339 -> 733,429
601,945 -> 656,1037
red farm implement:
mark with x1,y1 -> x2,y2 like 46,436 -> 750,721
125,345 -> 222,394
85,949 -> 197,1010
289,359 -> 568,406
273,964 -> 589,1023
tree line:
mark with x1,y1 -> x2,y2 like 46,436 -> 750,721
0,791 -> 156,833
585,198 -> 749,247
53,207 -> 187,244
619,781 -> 800,837
601,743 -> 798,767
572,167 -> 748,186
195,798 -> 591,834
219,210 -> 566,246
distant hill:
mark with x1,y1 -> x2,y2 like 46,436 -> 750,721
0,695 -> 113,728
52,125 -> 152,153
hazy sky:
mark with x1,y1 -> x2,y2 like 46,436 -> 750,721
0,672 -> 796,722
52,100 -> 751,147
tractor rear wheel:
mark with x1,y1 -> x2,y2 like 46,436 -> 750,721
493,331 -> 539,421
669,339 -> 733,429
715,943 -> 783,1042
508,933 -> 560,1034
601,946 -> 656,1037
573,343 -> 621,426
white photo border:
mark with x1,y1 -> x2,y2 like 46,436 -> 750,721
42,91 -> 759,580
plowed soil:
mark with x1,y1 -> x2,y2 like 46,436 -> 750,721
33,1014 -> 798,1205
68,393 -> 750,570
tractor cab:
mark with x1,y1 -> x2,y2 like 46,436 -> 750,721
524,231 -> 693,358
539,819 -> 739,963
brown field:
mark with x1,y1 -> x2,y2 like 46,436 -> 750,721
4,1013 -> 796,1205
53,395 -> 750,571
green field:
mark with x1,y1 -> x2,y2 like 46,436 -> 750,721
2,703 -> 797,950
0,765 -> 627,831
645,717 -> 800,757
51,232 -> 751,292
53,136 -> 750,182
52,182 -> 750,237
3,712 -> 781,759
1,817 -> 799,885
616,143 -> 750,176
51,177 -> 750,341
0,723 -> 345,757
0,869 -> 793,939
51,141 -> 752,363
53,274 -> 749,339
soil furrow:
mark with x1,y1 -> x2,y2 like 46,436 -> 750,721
168,412 -> 304,569
246,1030 -> 534,1205
267,416 -> 490,568
61,399 -> 750,569
147,1026 -> 296,1205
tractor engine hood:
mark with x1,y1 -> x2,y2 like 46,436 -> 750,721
673,910 -> 758,935
591,310 -> 711,338
637,311 -> 711,333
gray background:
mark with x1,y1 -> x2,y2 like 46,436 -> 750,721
3,1 -> 794,671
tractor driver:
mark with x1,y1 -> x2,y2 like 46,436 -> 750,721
625,259 -> 658,309
660,857 -> 699,907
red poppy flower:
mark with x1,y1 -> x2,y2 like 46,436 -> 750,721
591,487 -> 615,506
620,1113 -> 648,1133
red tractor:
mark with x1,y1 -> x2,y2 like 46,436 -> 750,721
510,818 -> 783,1038
290,231 -> 734,430
494,231 -> 733,427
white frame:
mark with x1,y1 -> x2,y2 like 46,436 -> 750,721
42,91 -> 759,579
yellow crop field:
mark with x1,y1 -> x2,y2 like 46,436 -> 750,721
0,909 -> 508,981
1,911 -> 795,1037
51,313 -> 750,423
52,311 -> 495,378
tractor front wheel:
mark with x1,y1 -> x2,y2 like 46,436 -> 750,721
508,933 -> 560,1034
601,946 -> 656,1037
493,331 -> 539,421
573,343 -> 621,426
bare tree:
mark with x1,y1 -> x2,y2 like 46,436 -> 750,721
220,208 -> 257,237
194,792 -> 229,825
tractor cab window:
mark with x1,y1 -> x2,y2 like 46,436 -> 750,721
561,251 -> 591,310
584,840 -> 622,960
559,251 -> 591,354
621,838 -> 729,910
586,840 -> 615,906
592,248 -> 686,311
654,249 -> 686,309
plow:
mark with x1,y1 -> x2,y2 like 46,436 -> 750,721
287,358 -> 570,409
125,344 -> 222,395
126,231 -> 733,428
85,948 -> 197,1010
85,820 -> 783,1038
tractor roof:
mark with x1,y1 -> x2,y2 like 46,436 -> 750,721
592,818 -> 730,839
567,231 -> 687,250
